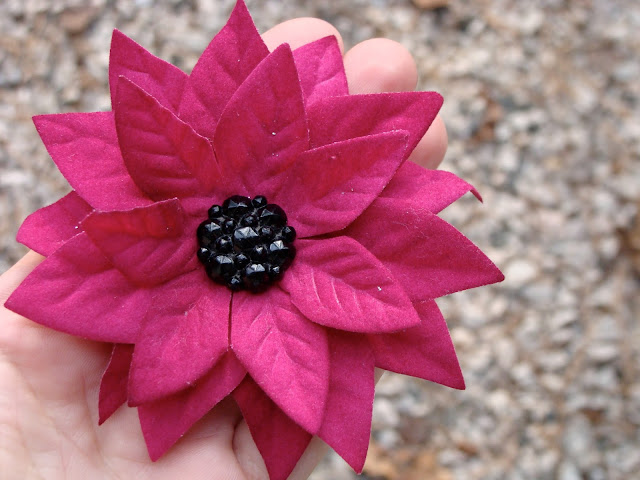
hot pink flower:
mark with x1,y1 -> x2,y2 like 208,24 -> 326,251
6,2 -> 503,479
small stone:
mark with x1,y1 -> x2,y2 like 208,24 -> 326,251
504,259 -> 538,288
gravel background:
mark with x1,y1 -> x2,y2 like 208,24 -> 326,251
1,1 -> 639,479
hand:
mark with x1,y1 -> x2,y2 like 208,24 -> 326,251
0,17 -> 447,480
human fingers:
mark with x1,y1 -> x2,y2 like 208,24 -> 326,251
262,17 -> 344,52
0,251 -> 43,304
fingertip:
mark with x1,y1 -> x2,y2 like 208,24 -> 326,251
0,251 -> 44,304
344,38 -> 418,94
262,18 -> 344,53
409,114 -> 448,169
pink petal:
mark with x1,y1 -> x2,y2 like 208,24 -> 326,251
318,331 -> 375,473
178,0 -> 269,138
293,35 -> 348,105
368,300 -> 465,389
282,237 -> 421,333
109,30 -> 187,113
346,198 -> 505,301
307,91 -> 443,158
114,76 -> 221,201
99,344 -> 134,424
33,112 -> 150,210
233,377 -> 312,480
139,352 -> 246,461
4,233 -> 148,343
231,288 -> 329,433
17,191 -> 92,256
213,44 -> 309,198
274,131 -> 409,238
382,160 -> 481,213
82,198 -> 196,287
128,271 -> 230,405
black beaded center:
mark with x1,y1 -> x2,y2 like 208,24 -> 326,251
197,195 -> 296,292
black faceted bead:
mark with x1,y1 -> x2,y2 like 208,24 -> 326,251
281,225 -> 296,243
244,263 -> 269,291
222,218 -> 236,233
268,240 -> 291,263
233,226 -> 259,249
269,264 -> 282,280
240,214 -> 258,227
251,244 -> 268,262
197,247 -> 214,264
215,235 -> 233,253
259,226 -> 275,241
207,254 -> 236,281
208,205 -> 223,220
223,195 -> 252,218
259,204 -> 287,226
235,252 -> 250,267
197,221 -> 223,246
251,195 -> 268,209
228,275 -> 244,291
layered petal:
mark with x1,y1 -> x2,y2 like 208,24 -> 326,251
33,112 -> 150,210
5,233 -> 149,343
82,199 -> 196,287
213,44 -> 309,198
273,131 -> 408,238
179,0 -> 269,138
293,35 -> 348,105
114,76 -> 220,201
128,270 -> 230,405
16,191 -> 92,256
368,300 -> 465,389
109,30 -> 187,113
282,237 -> 421,333
346,198 -> 504,301
233,377 -> 312,480
381,160 -> 481,213
139,352 -> 246,460
318,332 -> 375,473
99,344 -> 134,424
231,288 -> 329,433
307,91 -> 443,158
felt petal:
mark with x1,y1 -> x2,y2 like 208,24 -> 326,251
368,300 -> 465,389
109,30 -> 187,113
346,199 -> 504,301
179,0 -> 269,138
213,44 -> 309,198
307,91 -> 443,158
98,344 -> 134,425
274,131 -> 409,238
318,332 -> 375,473
82,199 -> 196,287
139,352 -> 246,461
5,233 -> 148,343
231,288 -> 328,433
128,271 -> 230,405
33,112 -> 150,210
16,191 -> 92,256
114,76 -> 220,201
233,377 -> 312,480
293,35 -> 348,105
382,160 -> 481,213
282,237 -> 421,333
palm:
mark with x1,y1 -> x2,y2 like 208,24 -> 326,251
0,14 -> 447,480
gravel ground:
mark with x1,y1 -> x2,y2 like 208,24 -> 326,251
1,1 -> 639,479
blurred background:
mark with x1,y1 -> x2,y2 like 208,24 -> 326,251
1,0 -> 638,479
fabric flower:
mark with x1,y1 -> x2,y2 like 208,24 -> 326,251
5,2 -> 504,479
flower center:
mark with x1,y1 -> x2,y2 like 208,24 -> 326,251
196,195 -> 296,293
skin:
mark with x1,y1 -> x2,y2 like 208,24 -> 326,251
0,18 -> 448,480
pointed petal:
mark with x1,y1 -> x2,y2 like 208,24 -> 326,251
318,331 -> 375,473
231,288 -> 328,433
17,192 -> 92,256
293,35 -> 348,105
128,271 -> 230,405
233,377 -> 312,480
4,233 -> 149,343
114,76 -> 220,201
382,160 -> 481,213
346,198 -> 504,300
307,91 -> 443,158
33,112 -> 150,210
82,199 -> 196,287
368,300 -> 465,389
282,237 -> 421,333
99,344 -> 134,424
109,30 -> 187,113
179,0 -> 269,138
139,352 -> 246,461
274,131 -> 409,238
213,44 -> 309,198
